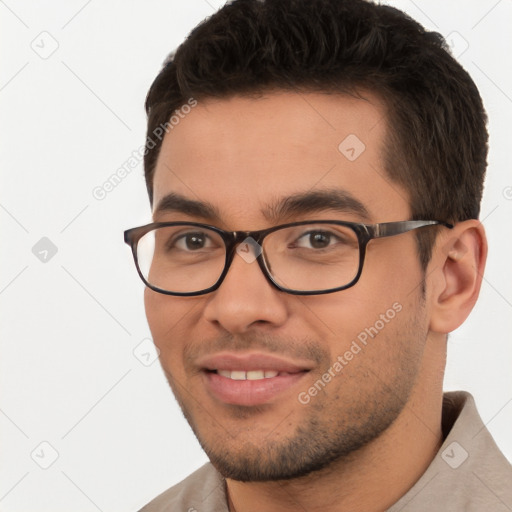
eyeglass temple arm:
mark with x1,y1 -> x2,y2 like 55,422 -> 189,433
370,220 -> 453,239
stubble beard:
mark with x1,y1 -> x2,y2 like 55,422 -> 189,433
163,311 -> 427,482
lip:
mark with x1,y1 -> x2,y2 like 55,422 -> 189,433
197,352 -> 313,406
197,352 -> 314,373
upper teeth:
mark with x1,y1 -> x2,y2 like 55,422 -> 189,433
217,370 -> 279,380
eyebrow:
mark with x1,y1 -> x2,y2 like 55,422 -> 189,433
153,189 -> 370,223
262,189 -> 371,223
154,192 -> 221,222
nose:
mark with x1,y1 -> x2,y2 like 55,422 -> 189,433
203,243 -> 289,333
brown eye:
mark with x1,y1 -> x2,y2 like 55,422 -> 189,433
294,230 -> 339,249
172,231 -> 213,251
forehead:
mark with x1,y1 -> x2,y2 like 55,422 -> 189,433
152,91 -> 410,226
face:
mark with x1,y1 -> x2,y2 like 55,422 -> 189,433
145,92 -> 431,481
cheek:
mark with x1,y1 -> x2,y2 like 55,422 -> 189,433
364,237 -> 424,293
144,288 -> 165,344
300,287 -> 403,343
143,289 -> 194,361
313,291 -> 426,387
296,261 -> 423,367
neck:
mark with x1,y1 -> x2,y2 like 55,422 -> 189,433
226,339 -> 446,512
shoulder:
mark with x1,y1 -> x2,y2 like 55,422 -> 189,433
388,390 -> 512,512
139,462 -> 227,512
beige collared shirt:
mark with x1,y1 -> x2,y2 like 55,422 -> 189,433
140,391 -> 512,511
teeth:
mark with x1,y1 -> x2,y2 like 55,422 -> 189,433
247,370 -> 265,380
216,370 -> 280,380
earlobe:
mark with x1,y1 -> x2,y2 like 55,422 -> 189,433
429,220 -> 487,334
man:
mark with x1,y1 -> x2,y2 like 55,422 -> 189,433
124,0 -> 512,510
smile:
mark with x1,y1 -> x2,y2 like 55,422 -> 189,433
197,352 -> 313,406
215,370 -> 282,380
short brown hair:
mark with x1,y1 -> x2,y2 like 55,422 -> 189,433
143,0 -> 488,268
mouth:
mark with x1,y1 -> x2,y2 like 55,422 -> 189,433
198,352 -> 312,406
212,369 -> 293,380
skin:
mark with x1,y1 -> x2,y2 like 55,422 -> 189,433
145,92 -> 486,512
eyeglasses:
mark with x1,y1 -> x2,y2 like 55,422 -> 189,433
124,219 -> 453,296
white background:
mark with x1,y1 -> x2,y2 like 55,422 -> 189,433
1,1 -> 511,511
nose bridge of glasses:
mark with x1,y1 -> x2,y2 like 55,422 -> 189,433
229,231 -> 263,264
224,229 -> 263,253
213,230 -> 272,293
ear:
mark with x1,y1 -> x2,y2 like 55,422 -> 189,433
428,220 -> 487,334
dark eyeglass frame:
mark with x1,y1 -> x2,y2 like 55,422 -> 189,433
124,219 -> 453,296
